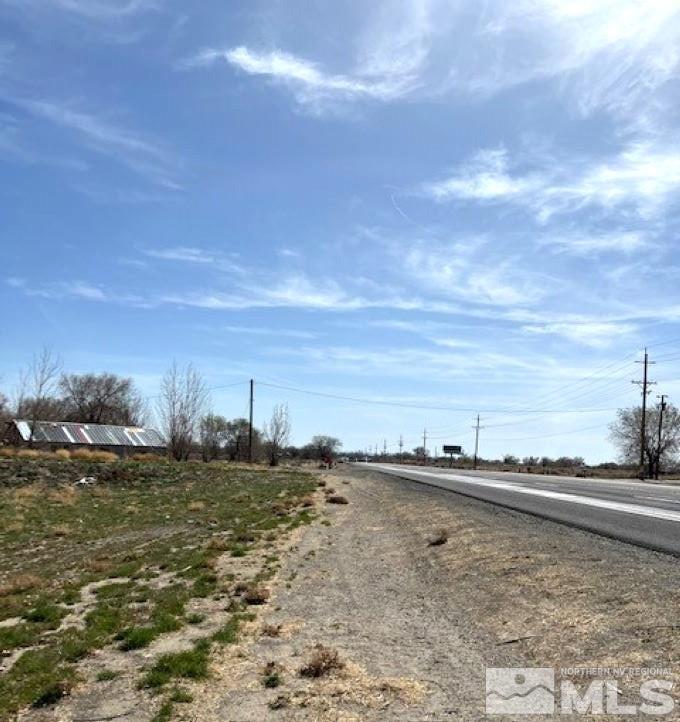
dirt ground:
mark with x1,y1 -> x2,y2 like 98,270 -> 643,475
14,467 -> 680,721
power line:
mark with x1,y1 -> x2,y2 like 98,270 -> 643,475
484,422 -> 610,442
256,381 -> 625,414
502,353 -> 637,411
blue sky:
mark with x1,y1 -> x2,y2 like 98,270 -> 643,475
2,0 -> 680,462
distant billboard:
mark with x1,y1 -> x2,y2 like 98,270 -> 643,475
443,445 -> 462,454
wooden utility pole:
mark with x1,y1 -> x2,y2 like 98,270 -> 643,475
398,434 -> 403,463
472,414 -> 482,470
248,379 -> 254,463
656,394 -> 667,480
633,350 -> 655,478
422,428 -> 427,463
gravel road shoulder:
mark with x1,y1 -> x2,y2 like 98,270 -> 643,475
202,467 -> 680,721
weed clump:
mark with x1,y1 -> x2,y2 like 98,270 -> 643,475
242,585 -> 270,605
299,644 -> 344,678
427,529 -> 449,546
141,640 -> 211,688
326,495 -> 348,505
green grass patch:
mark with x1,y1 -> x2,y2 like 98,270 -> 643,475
0,460 -> 316,720
140,639 -> 211,689
151,700 -> 174,722
169,687 -> 193,703
263,671 -> 281,688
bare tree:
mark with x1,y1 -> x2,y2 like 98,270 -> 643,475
156,362 -> 209,461
609,403 -> 680,477
264,404 -> 291,466
199,413 -> 230,462
0,389 -> 10,425
308,435 -> 342,461
16,348 -> 62,445
59,373 -> 147,426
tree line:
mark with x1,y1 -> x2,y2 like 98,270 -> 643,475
0,349 -> 342,466
6,347 -> 677,475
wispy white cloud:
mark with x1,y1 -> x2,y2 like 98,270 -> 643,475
420,141 -> 680,222
221,325 -> 316,340
54,0 -> 159,18
3,0 -> 159,19
539,230 -> 650,256
181,46 -> 418,112
522,320 -> 636,348
21,280 -> 108,301
143,246 -> 245,274
422,148 -> 541,202
451,0 -> 680,126
10,98 -> 181,189
279,344 -> 544,382
402,239 -> 548,307
186,0 -> 680,127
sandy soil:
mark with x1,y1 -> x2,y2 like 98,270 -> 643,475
17,468 -> 680,721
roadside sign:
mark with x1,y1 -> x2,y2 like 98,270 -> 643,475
443,445 -> 462,454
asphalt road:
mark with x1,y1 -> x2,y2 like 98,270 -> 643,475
359,463 -> 680,555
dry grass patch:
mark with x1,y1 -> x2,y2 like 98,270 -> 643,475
0,574 -> 43,597
16,450 -> 41,460
70,449 -> 118,462
187,501 -> 206,512
48,486 -> 78,505
261,623 -> 281,637
299,644 -> 344,678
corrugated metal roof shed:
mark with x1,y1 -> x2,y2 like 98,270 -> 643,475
9,420 -> 166,448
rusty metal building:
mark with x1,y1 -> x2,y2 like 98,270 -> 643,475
3,419 -> 166,456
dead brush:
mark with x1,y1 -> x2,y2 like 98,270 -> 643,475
326,495 -> 348,505
261,623 -> 282,637
0,573 -> 43,597
0,446 -> 16,458
427,529 -> 449,546
206,536 -> 229,552
130,452 -> 167,462
88,558 -> 113,574
242,584 -> 270,605
299,644 -> 344,678
300,495 -> 315,508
